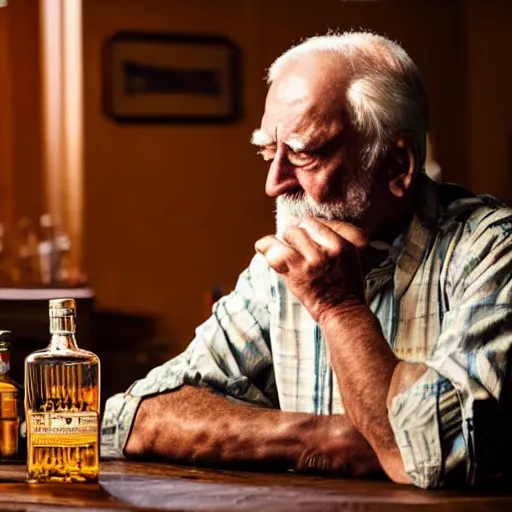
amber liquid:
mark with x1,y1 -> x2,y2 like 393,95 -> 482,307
0,379 -> 19,460
25,353 -> 100,483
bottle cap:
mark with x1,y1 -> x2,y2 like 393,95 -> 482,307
0,331 -> 11,374
0,330 -> 11,350
49,298 -> 76,310
49,299 -> 76,334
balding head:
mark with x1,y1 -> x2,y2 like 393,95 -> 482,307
267,31 -> 429,171
259,52 -> 349,156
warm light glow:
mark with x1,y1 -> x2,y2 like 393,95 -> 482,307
39,0 -> 63,227
0,8 -> 15,238
40,0 -> 83,278
62,0 -> 84,277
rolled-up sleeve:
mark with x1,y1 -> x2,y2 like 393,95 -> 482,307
389,210 -> 512,488
101,253 -> 276,459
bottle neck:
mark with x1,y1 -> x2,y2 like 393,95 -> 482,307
0,351 -> 10,376
49,333 -> 79,351
49,312 -> 78,351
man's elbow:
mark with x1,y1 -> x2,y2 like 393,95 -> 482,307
379,449 -> 411,485
383,451 -> 453,489
124,397 -> 154,457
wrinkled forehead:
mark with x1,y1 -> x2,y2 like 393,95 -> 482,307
260,62 -> 347,147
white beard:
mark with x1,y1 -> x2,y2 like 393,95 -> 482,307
275,185 -> 372,238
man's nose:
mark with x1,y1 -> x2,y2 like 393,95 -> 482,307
265,153 -> 299,198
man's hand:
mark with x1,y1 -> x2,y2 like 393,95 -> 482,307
255,218 -> 369,322
257,217 -> 409,484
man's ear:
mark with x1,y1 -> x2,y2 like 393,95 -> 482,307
388,132 -> 418,198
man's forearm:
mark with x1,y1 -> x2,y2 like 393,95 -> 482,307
125,385 -> 380,477
319,303 -> 409,483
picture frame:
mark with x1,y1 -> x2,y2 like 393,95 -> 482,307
102,32 -> 242,124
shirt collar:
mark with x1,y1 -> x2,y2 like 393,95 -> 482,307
393,174 -> 439,300
365,174 -> 439,302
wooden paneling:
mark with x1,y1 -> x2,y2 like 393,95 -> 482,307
82,0 -> 469,356
0,0 -> 43,275
464,0 -> 512,203
0,6 -> 16,247
8,0 -> 44,223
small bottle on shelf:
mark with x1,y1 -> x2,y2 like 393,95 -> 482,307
0,331 -> 24,462
18,218 -> 39,286
25,299 -> 100,483
38,214 -> 57,286
54,229 -> 71,285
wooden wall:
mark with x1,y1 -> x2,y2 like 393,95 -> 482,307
82,0 -> 473,355
0,0 -> 43,247
1,0 -> 510,359
464,0 -> 512,202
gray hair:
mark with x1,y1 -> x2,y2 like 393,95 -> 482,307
267,31 -> 429,171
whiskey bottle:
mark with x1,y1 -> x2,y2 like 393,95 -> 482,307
0,331 -> 23,461
25,299 -> 100,483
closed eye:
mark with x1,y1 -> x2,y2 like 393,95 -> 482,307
287,150 -> 316,167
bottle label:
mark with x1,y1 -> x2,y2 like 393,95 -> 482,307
28,412 -> 98,447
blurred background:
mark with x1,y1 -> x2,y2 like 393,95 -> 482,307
0,0 -> 510,402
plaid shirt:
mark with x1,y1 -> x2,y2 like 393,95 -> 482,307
101,176 -> 512,489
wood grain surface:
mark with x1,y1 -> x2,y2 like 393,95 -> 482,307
0,460 -> 510,511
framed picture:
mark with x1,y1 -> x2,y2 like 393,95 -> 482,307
102,32 -> 242,124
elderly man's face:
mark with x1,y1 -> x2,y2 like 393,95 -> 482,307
252,58 -> 375,236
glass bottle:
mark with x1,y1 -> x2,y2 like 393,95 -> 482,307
38,214 -> 57,286
0,331 -> 23,461
18,218 -> 40,286
25,298 -> 100,483
54,229 -> 71,285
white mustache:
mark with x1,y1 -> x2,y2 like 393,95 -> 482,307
275,189 -> 370,237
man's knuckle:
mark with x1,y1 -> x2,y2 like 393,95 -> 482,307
331,239 -> 344,254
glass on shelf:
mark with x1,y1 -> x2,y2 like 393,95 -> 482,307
0,214 -> 86,290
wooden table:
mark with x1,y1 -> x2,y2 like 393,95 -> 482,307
0,461 -> 511,511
